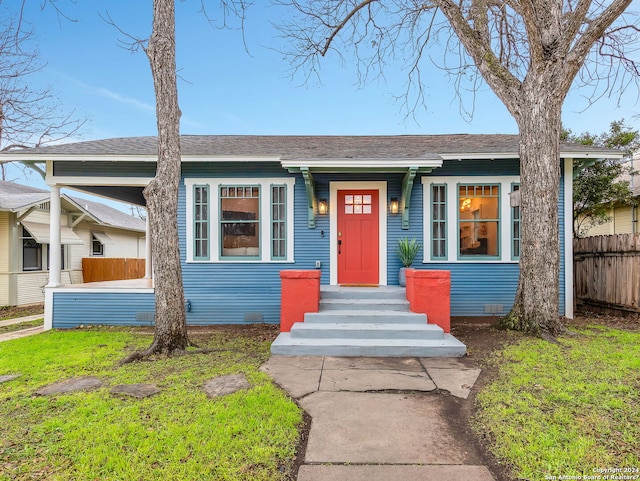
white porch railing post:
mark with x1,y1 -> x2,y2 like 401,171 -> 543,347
47,185 -> 62,287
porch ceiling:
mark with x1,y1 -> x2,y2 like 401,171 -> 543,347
69,186 -> 146,206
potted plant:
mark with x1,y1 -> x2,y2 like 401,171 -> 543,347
396,237 -> 421,287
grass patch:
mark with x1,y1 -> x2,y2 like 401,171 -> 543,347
0,327 -> 302,480
474,326 -> 640,480
0,318 -> 44,334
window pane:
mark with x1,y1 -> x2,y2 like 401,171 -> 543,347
270,185 -> 286,259
511,184 -> 521,258
221,185 -> 260,257
22,228 -> 42,271
431,185 -> 447,259
458,184 -> 499,257
194,185 -> 210,259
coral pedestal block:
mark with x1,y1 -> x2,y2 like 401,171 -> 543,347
405,269 -> 451,333
280,270 -> 321,332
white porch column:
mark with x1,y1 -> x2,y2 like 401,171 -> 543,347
47,185 -> 62,287
144,211 -> 152,279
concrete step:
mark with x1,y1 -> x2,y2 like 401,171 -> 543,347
271,333 -> 467,357
320,286 -> 406,300
290,322 -> 445,340
304,310 -> 428,324
319,298 -> 410,311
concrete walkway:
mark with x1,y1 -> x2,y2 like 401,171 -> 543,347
261,356 -> 495,481
0,314 -> 44,327
0,314 -> 45,343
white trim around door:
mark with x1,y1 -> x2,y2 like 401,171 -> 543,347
329,181 -> 388,285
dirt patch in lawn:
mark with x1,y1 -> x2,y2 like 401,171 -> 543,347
0,303 -> 44,320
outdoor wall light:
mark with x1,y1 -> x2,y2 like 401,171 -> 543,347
389,198 -> 399,215
318,199 -> 328,215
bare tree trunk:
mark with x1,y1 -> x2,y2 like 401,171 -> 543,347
132,0 -> 188,357
497,84 -> 566,336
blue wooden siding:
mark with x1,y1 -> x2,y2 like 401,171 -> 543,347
50,157 -> 569,327
179,163 -> 303,324
52,292 -> 155,328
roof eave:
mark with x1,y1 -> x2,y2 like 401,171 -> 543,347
440,151 -> 624,161
281,158 -> 443,172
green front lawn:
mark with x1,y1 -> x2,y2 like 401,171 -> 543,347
0,327 -> 302,481
474,325 -> 640,480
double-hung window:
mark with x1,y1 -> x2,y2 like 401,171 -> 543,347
431,185 -> 447,259
271,185 -> 287,260
458,184 -> 500,258
511,184 -> 521,259
186,178 -> 295,262
423,176 -> 519,262
194,185 -> 210,260
220,185 -> 260,258
22,228 -> 43,271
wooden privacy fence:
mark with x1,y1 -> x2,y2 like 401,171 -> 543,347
82,258 -> 146,283
574,234 -> 640,315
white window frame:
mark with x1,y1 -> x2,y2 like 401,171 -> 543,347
185,177 -> 295,263
91,234 -> 105,256
422,175 -> 520,263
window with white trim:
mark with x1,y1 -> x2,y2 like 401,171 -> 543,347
185,178 -> 295,262
458,184 -> 500,258
271,185 -> 287,260
92,235 -> 105,256
22,227 -> 43,271
193,185 -> 210,260
422,176 -> 520,263
511,184 -> 521,259
431,184 -> 447,259
21,227 -> 66,271
220,185 -> 261,258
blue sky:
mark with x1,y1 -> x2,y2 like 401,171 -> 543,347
6,1 -> 640,208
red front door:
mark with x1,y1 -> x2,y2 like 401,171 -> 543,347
337,190 -> 379,285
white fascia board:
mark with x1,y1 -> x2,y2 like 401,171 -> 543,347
182,156 -> 282,163
281,159 -> 442,170
2,154 -> 159,162
564,151 -> 624,159
440,151 -> 625,161
4,154 -> 282,163
440,153 -> 518,161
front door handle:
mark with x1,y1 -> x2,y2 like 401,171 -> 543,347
338,239 -> 342,254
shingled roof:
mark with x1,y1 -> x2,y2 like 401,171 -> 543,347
0,134 -> 620,160
0,180 -> 145,232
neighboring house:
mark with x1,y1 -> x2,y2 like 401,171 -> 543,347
0,135 -> 619,327
579,154 -> 638,236
580,187 -> 639,236
0,180 -> 146,306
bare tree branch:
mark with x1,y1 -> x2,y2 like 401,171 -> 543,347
274,0 -> 640,335
0,5 -> 85,181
